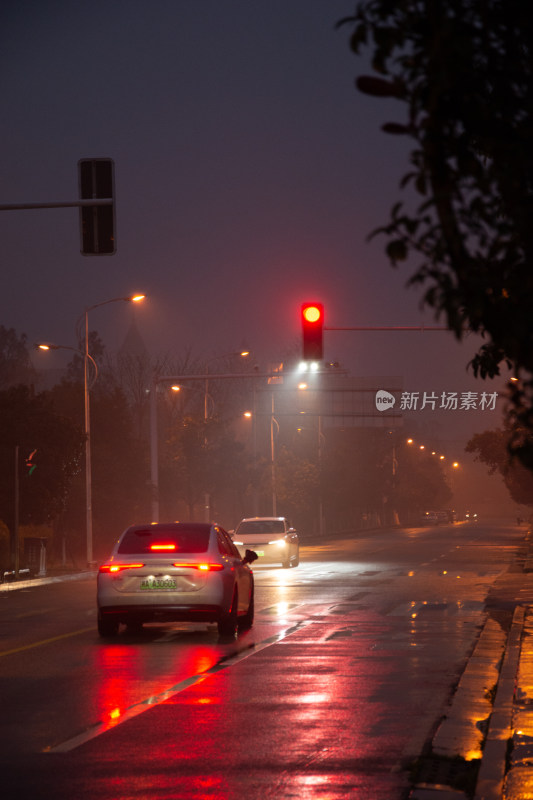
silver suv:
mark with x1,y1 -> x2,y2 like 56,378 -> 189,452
232,517 -> 299,568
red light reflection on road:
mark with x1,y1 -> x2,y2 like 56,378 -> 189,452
92,643 -> 220,731
94,645 -> 143,725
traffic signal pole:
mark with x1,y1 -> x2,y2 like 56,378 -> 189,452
0,199 -> 112,210
324,325 -> 448,331
0,157 -> 116,255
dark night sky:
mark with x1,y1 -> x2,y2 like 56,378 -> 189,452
0,0 -> 514,498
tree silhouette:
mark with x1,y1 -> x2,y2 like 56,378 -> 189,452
340,0 -> 533,468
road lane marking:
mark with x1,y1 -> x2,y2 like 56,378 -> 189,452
0,627 -> 94,658
45,617 -> 312,754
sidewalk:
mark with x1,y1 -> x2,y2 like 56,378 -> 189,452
410,532 -> 533,800
0,568 -> 96,592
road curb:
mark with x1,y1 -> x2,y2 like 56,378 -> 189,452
410,605 -> 525,799
432,617 -> 507,762
501,607 -> 533,800
474,605 -> 524,799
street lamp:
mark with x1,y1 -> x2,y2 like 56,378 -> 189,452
204,350 -> 250,421
40,293 -> 145,567
202,350 -> 250,521
37,342 -> 98,567
37,342 -> 97,379
150,356 -> 257,524
80,293 -> 144,565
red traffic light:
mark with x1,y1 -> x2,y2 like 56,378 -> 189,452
301,302 -> 324,360
302,304 -> 322,324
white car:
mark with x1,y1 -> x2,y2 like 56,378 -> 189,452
232,517 -> 299,568
97,522 -> 257,638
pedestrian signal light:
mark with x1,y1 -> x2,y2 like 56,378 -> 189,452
25,448 -> 37,476
301,303 -> 324,360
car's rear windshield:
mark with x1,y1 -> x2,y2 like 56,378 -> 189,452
237,520 -> 285,535
118,526 -> 210,555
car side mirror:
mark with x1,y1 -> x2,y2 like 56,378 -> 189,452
242,549 -> 258,565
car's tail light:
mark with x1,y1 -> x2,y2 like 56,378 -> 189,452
150,543 -> 176,551
172,563 -> 224,571
99,563 -> 145,573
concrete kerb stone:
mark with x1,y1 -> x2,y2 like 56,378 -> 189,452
475,605 -> 525,800
502,608 -> 533,800
410,606 -> 524,800
432,617 -> 508,761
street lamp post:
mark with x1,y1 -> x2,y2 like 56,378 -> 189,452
83,313 -> 93,565
40,293 -> 145,567
37,343 -> 97,566
203,351 -> 250,520
150,365 -> 268,525
203,350 -> 250,422
270,391 -> 279,516
81,294 -> 144,565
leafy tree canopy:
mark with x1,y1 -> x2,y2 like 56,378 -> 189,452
339,0 -> 533,467
47,378 -> 151,558
0,385 -> 85,528
0,325 -> 35,389
466,426 -> 533,506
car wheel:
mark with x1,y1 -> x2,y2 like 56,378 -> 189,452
238,588 -> 254,631
218,589 -> 238,637
292,548 -> 300,567
97,610 -> 119,638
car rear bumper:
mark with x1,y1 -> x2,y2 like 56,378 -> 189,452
98,604 -> 223,624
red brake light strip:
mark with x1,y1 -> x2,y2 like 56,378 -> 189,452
172,563 -> 224,571
150,543 -> 176,551
99,563 -> 145,573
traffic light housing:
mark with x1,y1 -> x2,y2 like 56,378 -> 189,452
301,302 -> 324,360
78,158 -> 116,255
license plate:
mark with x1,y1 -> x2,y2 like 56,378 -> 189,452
140,578 -> 176,590
256,550 -> 265,557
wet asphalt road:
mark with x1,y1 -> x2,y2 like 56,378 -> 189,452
0,520 -> 524,799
